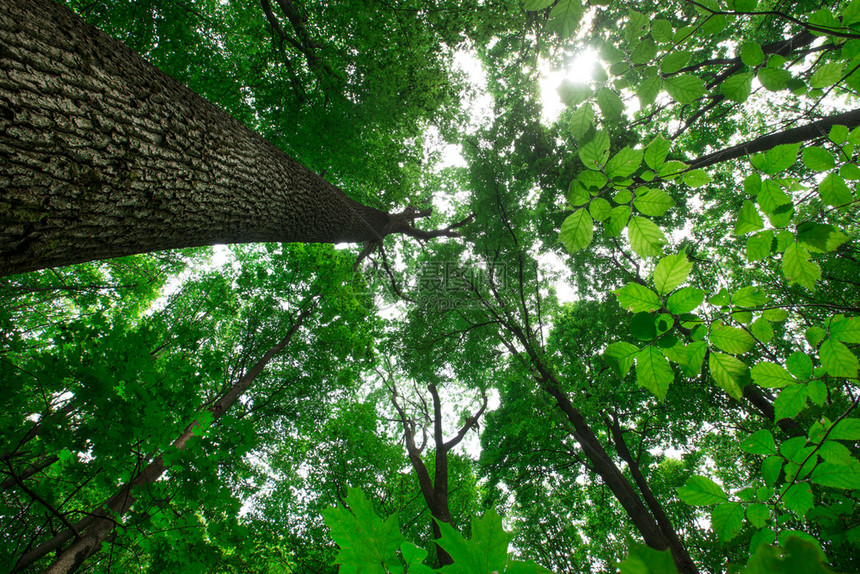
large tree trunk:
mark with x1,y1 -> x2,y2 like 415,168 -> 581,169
0,0 -> 400,277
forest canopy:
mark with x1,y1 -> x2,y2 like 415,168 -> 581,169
0,0 -> 859,573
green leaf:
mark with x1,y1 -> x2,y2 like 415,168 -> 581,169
638,74 -> 662,107
644,135 -> 670,169
711,502 -> 744,541
568,180 -> 590,206
762,456 -> 783,486
653,251 -> 692,295
810,461 -> 860,490
739,429 -> 776,455
801,147 -> 836,171
758,67 -> 791,91
589,197 -> 612,221
774,384 -> 808,420
807,380 -> 826,406
786,351 -> 813,380
829,418 -> 860,440
750,318 -> 774,343
666,287 -> 705,314
721,72 -> 753,103
618,543 -> 679,574
614,189 -> 633,204
709,352 -> 748,399
322,488 -> 405,573
740,42 -> 765,67
781,483 -> 813,517
656,160 -> 687,180
580,132 -> 611,169
746,230 -> 774,262
636,346 -> 673,400
806,326 -> 826,348
830,316 -> 860,343
560,209 -> 594,253
628,216 -> 668,258
523,0 -> 554,9
663,75 -> 706,104
631,312 -> 657,340
684,341 -> 707,377
578,169 -> 607,189
750,143 -> 800,175
732,285 -> 767,308
633,188 -> 675,216
757,179 -> 793,227
782,243 -> 821,290
660,51 -> 691,74
747,504 -> 770,529
829,124 -> 849,144
682,169 -> 711,188
630,36 -> 658,65
809,62 -> 845,89
677,475 -> 728,505
559,80 -> 592,106
596,87 -> 624,118
606,205 -> 631,237
606,147 -> 644,179
818,173 -> 853,206
650,19 -> 673,43
605,341 -> 640,378
614,283 -> 661,312
709,324 -> 755,354
547,0 -> 583,38
734,200 -> 764,234
819,338 -> 859,378
797,223 -> 848,253
751,362 -> 795,388
568,104 -> 593,140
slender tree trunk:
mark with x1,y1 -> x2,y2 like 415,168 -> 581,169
12,302 -> 315,574
0,0 -> 438,277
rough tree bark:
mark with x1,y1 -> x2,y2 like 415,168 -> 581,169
0,0 -> 454,277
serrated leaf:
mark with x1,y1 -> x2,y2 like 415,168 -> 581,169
683,169 -> 711,188
806,326 -> 826,348
547,0 -> 583,38
781,483 -> 813,516
628,216 -> 667,258
578,169 -> 607,189
774,384 -> 808,420
829,418 -> 860,440
830,316 -> 860,343
568,104 -> 594,140
751,362 -> 795,388
734,200 -> 764,235
797,222 -> 848,253
656,160 -> 687,179
637,75 -> 662,107
819,338 -> 859,378
630,36 -> 658,65
663,74 -> 706,104
559,80 -> 592,106
746,230 -> 774,262
802,147 -> 836,171
597,87 -> 625,118
614,283 -> 662,312
818,173 -> 853,206
829,124 -> 850,144
782,243 -> 821,290
606,147 -> 644,179
710,324 -> 755,354
750,318 -> 774,343
661,51 -> 691,74
631,312 -> 657,340
607,205 -> 631,237
732,285 -> 767,308
580,132 -> 611,169
721,72 -> 754,103
666,287 -> 705,314
810,461 -> 860,490
809,62 -> 845,89
786,352 -> 813,380
747,505 -> 770,529
762,456 -> 783,486
590,197 -> 612,221
636,346 -> 673,400
633,188 -> 675,216
758,67 -> 791,91
677,475 -> 727,505
644,135 -> 670,169
560,209 -> 594,253
807,380 -> 826,406
740,42 -> 765,67
605,341 -> 640,378
618,543 -> 678,574
614,189 -> 633,204
712,502 -> 744,541
739,429 -> 776,455
568,180 -> 590,206
751,143 -> 800,175
653,251 -> 692,295
435,508 -> 511,574
709,352 -> 748,399
684,340 -> 707,377
523,0 -> 555,9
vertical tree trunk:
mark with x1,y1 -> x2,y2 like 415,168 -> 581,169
0,0 -> 392,276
